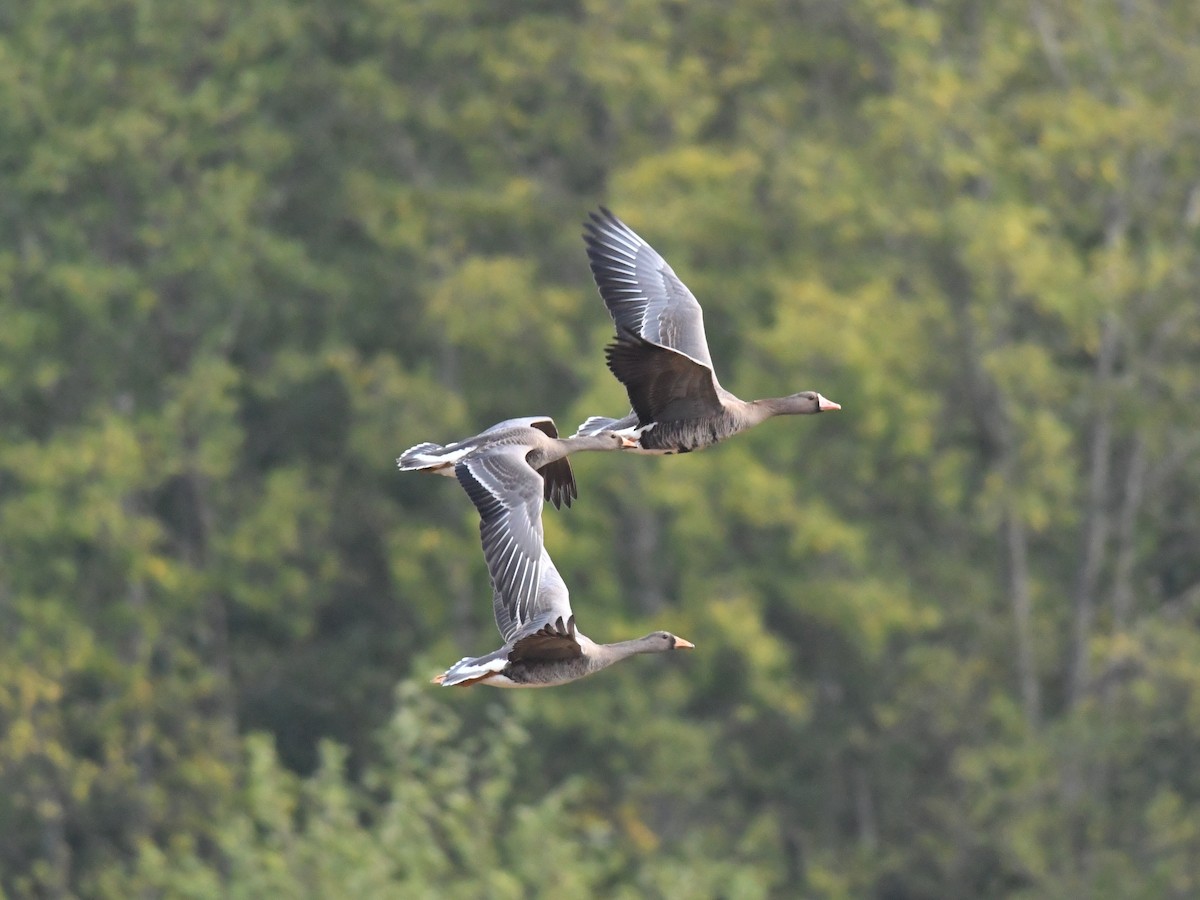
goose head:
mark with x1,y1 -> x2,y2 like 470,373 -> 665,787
777,391 -> 841,414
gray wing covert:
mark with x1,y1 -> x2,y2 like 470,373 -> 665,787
486,547 -> 576,645
583,207 -> 719,376
455,445 -> 546,641
477,417 -> 575,508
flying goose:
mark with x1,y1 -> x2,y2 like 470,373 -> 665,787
577,207 -> 841,453
398,416 -> 626,509
426,430 -> 693,688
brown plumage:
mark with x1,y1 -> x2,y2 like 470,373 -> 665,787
577,208 -> 841,453
408,423 -> 694,688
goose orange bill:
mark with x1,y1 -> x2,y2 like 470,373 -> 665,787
817,394 -> 841,411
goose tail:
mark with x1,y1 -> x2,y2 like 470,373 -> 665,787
573,415 -> 621,437
434,654 -> 509,687
397,441 -> 464,476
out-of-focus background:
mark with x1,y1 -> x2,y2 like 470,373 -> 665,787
3,0 -> 1200,896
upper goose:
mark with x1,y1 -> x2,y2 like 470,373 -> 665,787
398,416 -> 629,509
577,207 -> 841,454
427,431 -> 694,688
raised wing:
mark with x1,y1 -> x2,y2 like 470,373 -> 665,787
583,207 -> 719,376
456,445 -> 551,641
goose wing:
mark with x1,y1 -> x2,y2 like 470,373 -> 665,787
400,416 -> 573,508
605,327 -> 723,424
481,416 -> 559,439
508,610 -> 582,663
584,208 -> 720,376
488,417 -> 576,509
456,444 -> 569,642
584,209 -> 725,422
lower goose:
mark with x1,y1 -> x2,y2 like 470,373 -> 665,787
423,428 -> 693,688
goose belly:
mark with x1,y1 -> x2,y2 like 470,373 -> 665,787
636,419 -> 729,453
482,674 -> 558,688
499,658 -> 593,687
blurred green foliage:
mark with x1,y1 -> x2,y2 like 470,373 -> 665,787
3,0 -> 1200,896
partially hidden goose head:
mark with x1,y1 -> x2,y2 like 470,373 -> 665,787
398,415 -> 635,508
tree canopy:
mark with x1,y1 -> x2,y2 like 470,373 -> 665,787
3,0 -> 1200,896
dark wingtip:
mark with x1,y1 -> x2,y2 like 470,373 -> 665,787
583,205 -> 620,237
583,207 -> 606,236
